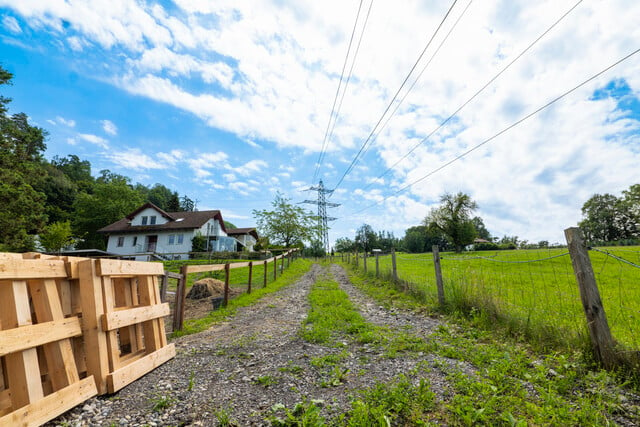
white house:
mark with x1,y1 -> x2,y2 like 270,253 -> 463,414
226,228 -> 259,252
98,203 -> 247,261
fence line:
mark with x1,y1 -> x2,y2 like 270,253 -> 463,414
345,229 -> 640,372
172,249 -> 299,331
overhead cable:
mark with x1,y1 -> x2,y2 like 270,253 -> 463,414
361,0 -> 584,192
331,0 -> 460,194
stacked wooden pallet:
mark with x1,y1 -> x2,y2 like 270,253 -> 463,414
0,253 -> 175,426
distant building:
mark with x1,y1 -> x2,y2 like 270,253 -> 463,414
226,228 -> 259,252
98,203 -> 257,261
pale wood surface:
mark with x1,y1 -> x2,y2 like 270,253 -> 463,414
101,304 -> 170,331
97,259 -> 164,276
0,317 -> 81,357
0,376 -> 97,427
0,259 -> 67,280
107,344 -> 176,393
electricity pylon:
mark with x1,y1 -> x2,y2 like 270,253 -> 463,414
302,180 -> 339,253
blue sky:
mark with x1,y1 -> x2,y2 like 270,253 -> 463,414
1,0 -> 639,247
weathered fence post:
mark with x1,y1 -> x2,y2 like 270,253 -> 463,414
247,261 -> 253,294
263,260 -> 268,288
375,252 -> 380,278
273,256 -> 277,280
223,263 -> 230,307
280,254 -> 284,274
173,265 -> 188,332
363,252 -> 367,274
391,248 -> 398,282
355,251 -> 359,269
432,245 -> 445,306
564,227 -> 616,368
160,272 -> 169,303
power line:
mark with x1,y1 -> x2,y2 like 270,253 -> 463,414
348,46 -> 640,216
361,0 -> 584,192
331,0 -> 460,194
320,0 -> 374,176
313,0 -> 371,183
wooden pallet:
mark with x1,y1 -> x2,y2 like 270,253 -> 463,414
78,258 -> 176,394
0,258 -> 98,426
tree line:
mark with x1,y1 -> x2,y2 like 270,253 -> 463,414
0,66 -> 200,253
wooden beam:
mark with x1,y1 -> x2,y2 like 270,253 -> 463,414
228,261 -> 251,269
101,304 -> 170,331
184,264 -> 225,274
0,376 -> 97,427
0,317 -> 82,357
106,344 -> 176,393
0,259 -> 67,280
138,276 -> 163,353
96,259 -> 164,276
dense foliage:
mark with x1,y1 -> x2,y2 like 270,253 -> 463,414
579,184 -> 640,244
252,193 -> 319,248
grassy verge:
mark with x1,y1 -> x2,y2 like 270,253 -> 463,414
171,258 -> 312,337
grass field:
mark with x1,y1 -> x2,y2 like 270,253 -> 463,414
361,247 -> 640,352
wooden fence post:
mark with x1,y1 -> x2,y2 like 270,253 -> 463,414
160,272 -> 168,303
223,263 -> 230,307
264,260 -> 268,288
564,227 -> 616,368
273,257 -> 277,280
391,248 -> 398,282
375,253 -> 380,278
173,265 -> 188,332
363,252 -> 367,274
280,255 -> 284,274
247,261 -> 253,294
432,245 -> 445,306
355,251 -> 359,269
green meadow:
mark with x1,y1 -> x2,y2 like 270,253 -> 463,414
364,247 -> 640,351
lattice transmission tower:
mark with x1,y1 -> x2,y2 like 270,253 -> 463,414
302,180 -> 340,253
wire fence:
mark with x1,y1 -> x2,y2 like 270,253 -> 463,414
345,241 -> 640,368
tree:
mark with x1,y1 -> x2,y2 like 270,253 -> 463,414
402,225 -> 449,253
51,154 -> 93,193
579,193 -> 625,242
252,192 -> 319,247
471,216 -> 491,241
334,237 -> 355,253
72,171 -> 145,249
39,221 -> 75,253
425,192 -> 478,253
355,224 -> 377,252
180,195 -> 195,212
0,66 -> 48,251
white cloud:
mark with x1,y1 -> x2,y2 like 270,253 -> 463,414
101,119 -> 117,135
105,148 -> 165,170
78,133 -> 109,148
2,15 -> 21,34
56,116 -> 76,127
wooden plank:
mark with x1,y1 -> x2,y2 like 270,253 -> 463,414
100,277 -> 121,372
0,253 -> 23,260
184,264 -> 225,274
165,272 -> 182,280
96,259 -> 164,276
0,280 -> 44,408
150,276 -> 168,347
138,276 -> 163,353
77,260 -> 110,395
0,259 -> 67,280
228,261 -> 251,269
0,376 -> 97,427
27,279 -> 80,389
0,317 -> 82,356
101,304 -> 171,331
0,389 -> 11,412
107,344 -> 176,393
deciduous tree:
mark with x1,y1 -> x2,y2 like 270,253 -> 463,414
252,193 -> 318,247
424,192 -> 478,253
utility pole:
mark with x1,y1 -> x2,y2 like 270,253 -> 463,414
302,180 -> 340,253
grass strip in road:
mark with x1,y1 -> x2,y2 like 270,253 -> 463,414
172,259 -> 312,337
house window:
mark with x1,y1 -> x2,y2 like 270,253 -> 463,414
141,216 -> 148,225
117,236 -> 125,247
177,234 -> 184,245
150,216 -> 156,225
168,234 -> 175,245
132,236 -> 137,246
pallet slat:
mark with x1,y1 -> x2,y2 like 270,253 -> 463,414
101,303 -> 171,331
0,317 -> 82,357
96,259 -> 164,276
0,260 -> 67,280
107,344 -> 176,393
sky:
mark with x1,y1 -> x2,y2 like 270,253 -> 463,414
1,0 -> 639,248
